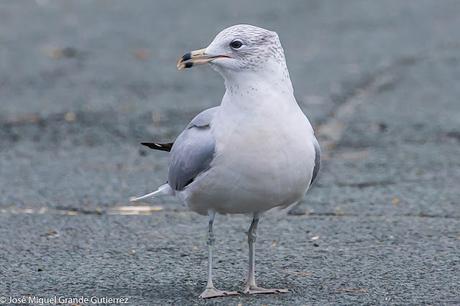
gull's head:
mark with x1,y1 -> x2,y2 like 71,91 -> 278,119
177,24 -> 286,75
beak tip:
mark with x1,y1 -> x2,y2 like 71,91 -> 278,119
176,58 -> 186,71
177,48 -> 207,71
176,60 -> 193,71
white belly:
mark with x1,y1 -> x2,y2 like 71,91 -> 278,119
178,107 -> 316,215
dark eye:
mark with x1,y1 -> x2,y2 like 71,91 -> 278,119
229,40 -> 243,49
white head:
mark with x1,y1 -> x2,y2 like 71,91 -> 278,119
177,24 -> 290,82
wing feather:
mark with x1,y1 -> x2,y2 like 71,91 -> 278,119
168,107 -> 218,191
310,136 -> 321,185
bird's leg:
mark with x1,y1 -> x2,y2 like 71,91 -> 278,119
199,210 -> 239,299
243,213 -> 288,295
246,213 -> 259,289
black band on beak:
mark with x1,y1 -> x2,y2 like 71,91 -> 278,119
177,48 -> 224,70
181,52 -> 192,62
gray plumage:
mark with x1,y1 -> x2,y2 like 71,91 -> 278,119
310,137 -> 321,186
186,107 -> 218,128
168,107 -> 218,191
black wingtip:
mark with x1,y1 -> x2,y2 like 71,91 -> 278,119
141,142 -> 173,152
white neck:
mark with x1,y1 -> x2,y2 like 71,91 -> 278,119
218,61 -> 296,113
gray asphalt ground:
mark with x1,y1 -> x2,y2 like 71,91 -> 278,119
1,1 -> 459,305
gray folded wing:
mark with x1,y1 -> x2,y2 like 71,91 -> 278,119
168,107 -> 218,191
310,136 -> 321,186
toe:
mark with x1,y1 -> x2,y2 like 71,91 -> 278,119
243,286 -> 289,295
199,288 -> 239,299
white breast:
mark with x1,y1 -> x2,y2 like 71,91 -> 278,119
180,97 -> 316,215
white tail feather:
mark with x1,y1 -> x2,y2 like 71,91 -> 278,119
129,184 -> 173,202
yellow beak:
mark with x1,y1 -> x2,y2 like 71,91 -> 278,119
177,48 -> 229,70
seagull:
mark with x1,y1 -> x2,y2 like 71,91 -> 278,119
131,24 -> 320,299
